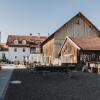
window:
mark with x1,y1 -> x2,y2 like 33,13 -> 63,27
14,40 -> 18,44
36,47 -> 40,53
76,20 -> 80,25
22,40 -> 26,45
15,56 -> 17,59
23,48 -> 25,52
18,40 -> 22,44
30,48 -> 36,53
14,48 -> 17,52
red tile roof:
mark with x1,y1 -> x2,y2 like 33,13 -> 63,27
7,35 -> 47,47
70,37 -> 100,50
0,43 -> 8,51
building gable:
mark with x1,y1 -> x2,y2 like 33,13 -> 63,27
53,12 -> 100,58
59,36 -> 100,56
55,12 -> 100,39
59,36 -> 80,56
42,12 -> 100,47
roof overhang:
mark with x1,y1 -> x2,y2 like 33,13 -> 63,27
58,36 -> 81,56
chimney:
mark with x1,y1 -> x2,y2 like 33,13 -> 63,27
38,33 -> 40,37
48,33 -> 50,36
30,33 -> 32,36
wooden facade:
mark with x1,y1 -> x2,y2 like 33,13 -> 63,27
41,12 -> 100,65
59,37 -> 100,64
60,38 -> 78,63
79,50 -> 100,63
42,38 -> 54,64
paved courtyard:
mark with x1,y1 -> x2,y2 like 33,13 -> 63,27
0,64 -> 26,100
3,68 -> 100,100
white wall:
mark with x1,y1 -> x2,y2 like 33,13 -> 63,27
0,51 -> 8,60
29,53 -> 44,64
8,47 -> 30,62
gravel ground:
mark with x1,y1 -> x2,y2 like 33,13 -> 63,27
4,69 -> 100,100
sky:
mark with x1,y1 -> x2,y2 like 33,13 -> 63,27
0,0 -> 100,42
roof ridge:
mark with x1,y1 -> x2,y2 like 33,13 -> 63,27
8,34 -> 47,37
41,12 -> 100,46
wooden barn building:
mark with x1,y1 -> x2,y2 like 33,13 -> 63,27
59,36 -> 100,64
41,12 -> 100,65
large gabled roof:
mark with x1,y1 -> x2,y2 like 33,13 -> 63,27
41,12 -> 100,46
7,35 -> 47,47
0,43 -> 8,51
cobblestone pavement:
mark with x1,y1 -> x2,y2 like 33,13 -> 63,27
4,69 -> 100,100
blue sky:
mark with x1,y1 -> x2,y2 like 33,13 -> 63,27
0,0 -> 100,42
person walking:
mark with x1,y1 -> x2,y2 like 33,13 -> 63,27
25,56 -> 29,68
29,54 -> 34,68
23,56 -> 26,65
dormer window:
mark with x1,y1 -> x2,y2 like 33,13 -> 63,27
22,40 -> 26,45
14,40 -> 18,44
18,40 -> 22,44
76,20 -> 80,25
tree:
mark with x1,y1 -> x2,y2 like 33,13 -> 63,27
2,53 -> 6,62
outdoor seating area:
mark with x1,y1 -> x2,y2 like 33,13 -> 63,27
31,63 -> 77,78
88,62 -> 100,73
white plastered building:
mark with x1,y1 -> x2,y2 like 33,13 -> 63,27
7,35 -> 47,63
